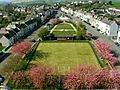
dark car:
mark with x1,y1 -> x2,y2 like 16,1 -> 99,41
91,36 -> 98,40
115,42 -> 120,47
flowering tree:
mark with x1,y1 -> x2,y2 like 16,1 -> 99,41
10,71 -> 26,86
10,39 -> 32,56
94,39 -> 117,66
28,65 -> 52,89
63,65 -> 120,89
94,69 -> 120,89
63,65 -> 97,90
48,18 -> 60,24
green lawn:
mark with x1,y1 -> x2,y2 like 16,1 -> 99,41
54,23 -> 74,30
52,31 -> 76,37
52,22 -> 76,37
30,42 -> 100,74
112,2 -> 120,8
0,45 -> 4,51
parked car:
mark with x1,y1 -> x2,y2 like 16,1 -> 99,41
115,42 -> 120,47
91,36 -> 98,40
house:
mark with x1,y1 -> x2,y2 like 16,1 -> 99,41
0,30 -> 16,47
16,23 -> 27,38
117,22 -> 120,43
25,18 -> 37,32
98,17 -> 118,36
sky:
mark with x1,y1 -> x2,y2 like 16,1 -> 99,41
0,0 -> 12,2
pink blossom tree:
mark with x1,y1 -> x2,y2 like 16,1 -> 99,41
28,65 -> 52,89
63,65 -> 120,89
10,39 -> 32,56
94,39 -> 117,67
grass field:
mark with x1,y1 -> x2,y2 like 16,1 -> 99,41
52,30 -> 76,37
0,45 -> 4,51
52,22 -> 76,37
30,42 -> 100,74
54,23 -> 74,30
112,2 -> 120,8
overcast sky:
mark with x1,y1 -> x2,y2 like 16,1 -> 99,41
0,0 -> 12,2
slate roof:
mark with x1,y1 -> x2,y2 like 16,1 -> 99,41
4,30 -> 16,39
25,18 -> 36,25
16,23 -> 27,29
101,17 -> 114,25
13,28 -> 20,33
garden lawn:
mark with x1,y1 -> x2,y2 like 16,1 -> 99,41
52,30 -> 76,37
112,2 -> 120,8
30,42 -> 100,74
0,45 -> 4,51
54,23 -> 74,30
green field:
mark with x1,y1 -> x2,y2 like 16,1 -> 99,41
112,2 -> 120,8
0,44 -> 4,51
52,22 -> 76,37
30,42 -> 100,74
54,23 -> 74,30
52,30 -> 76,37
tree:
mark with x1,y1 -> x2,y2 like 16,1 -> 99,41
38,27 -> 50,40
63,65 -> 120,89
108,1 -> 113,5
28,65 -> 52,89
94,39 -> 117,67
63,65 -> 97,90
75,22 -> 86,40
10,39 -> 32,56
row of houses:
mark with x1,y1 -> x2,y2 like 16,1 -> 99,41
61,7 -> 120,43
0,10 -> 54,47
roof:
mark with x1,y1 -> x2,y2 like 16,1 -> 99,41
0,34 -> 4,38
25,18 -> 36,25
4,30 -> 16,39
16,23 -> 27,29
13,28 -> 20,33
101,17 -> 114,25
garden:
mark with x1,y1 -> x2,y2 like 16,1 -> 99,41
51,22 -> 76,37
29,41 -> 100,74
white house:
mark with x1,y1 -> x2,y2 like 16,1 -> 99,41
98,17 -> 118,36
0,30 -> 16,47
